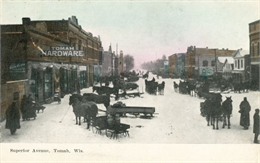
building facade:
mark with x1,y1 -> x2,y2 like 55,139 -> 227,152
101,46 -> 114,76
222,58 -> 234,80
193,47 -> 236,78
185,46 -> 196,78
249,20 -> 260,90
168,54 -> 177,77
176,53 -> 186,78
232,50 -> 250,83
1,16 -> 102,120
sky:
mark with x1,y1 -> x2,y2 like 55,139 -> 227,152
1,0 -> 259,68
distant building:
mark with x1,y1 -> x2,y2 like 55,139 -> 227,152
185,46 -> 196,78
101,45 -> 114,76
249,20 -> 260,90
222,57 -> 234,80
232,49 -> 250,83
168,54 -> 177,77
176,53 -> 186,78
119,50 -> 124,75
168,53 -> 185,78
189,46 -> 236,78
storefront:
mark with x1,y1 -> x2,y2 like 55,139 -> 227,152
79,66 -> 88,88
28,62 -> 81,103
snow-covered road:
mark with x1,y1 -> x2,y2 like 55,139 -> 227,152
1,74 -> 260,144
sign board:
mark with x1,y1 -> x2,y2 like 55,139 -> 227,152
199,67 -> 214,76
9,62 -> 26,73
39,47 -> 84,57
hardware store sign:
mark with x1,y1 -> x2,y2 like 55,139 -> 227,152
40,47 -> 84,57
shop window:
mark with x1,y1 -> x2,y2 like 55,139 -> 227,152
202,60 -> 208,67
241,60 -> 243,68
44,68 -> 52,98
80,71 -> 87,88
238,59 -> 240,69
60,69 -> 68,94
235,60 -> 237,68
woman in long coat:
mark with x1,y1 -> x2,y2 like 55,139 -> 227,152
5,101 -> 21,134
253,109 -> 260,143
239,97 -> 251,129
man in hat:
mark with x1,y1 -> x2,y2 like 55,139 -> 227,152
239,97 -> 251,129
253,109 -> 260,144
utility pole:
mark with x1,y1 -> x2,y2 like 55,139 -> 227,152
214,49 -> 218,79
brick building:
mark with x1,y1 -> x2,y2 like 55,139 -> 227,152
168,54 -> 177,77
186,46 -> 236,78
1,16 -> 102,120
249,20 -> 260,90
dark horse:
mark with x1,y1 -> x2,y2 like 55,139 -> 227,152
158,81 -> 165,95
202,93 -> 222,129
222,96 -> 233,129
69,94 -> 98,129
83,93 -> 110,108
211,93 -> 222,130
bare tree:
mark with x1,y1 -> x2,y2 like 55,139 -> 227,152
124,54 -> 135,71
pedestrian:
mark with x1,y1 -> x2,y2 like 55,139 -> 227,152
5,101 -> 21,134
253,109 -> 260,144
239,97 -> 251,129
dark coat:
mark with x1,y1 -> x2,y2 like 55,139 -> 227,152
239,100 -> 251,127
253,113 -> 260,134
5,102 -> 21,129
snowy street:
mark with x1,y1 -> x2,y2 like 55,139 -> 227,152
1,73 -> 260,144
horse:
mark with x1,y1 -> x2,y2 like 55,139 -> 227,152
93,86 -> 115,96
221,96 -> 233,129
158,81 -> 165,95
210,93 -> 222,130
200,97 -> 213,126
83,93 -> 110,108
69,94 -> 98,129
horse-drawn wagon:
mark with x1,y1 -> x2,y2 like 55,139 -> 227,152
107,105 -> 155,117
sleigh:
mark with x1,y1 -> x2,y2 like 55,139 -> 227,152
107,105 -> 155,117
92,116 -> 130,139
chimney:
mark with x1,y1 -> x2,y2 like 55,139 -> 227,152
22,17 -> 31,25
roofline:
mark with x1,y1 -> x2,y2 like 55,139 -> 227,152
249,19 -> 260,25
1,24 -> 23,26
